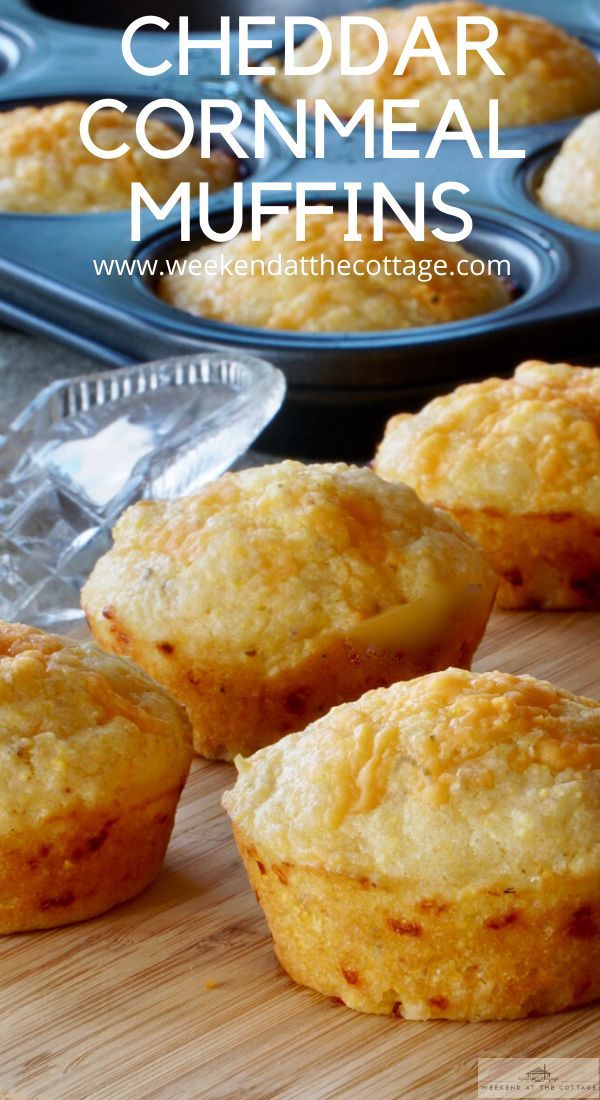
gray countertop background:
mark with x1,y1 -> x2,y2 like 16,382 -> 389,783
0,325 -> 101,424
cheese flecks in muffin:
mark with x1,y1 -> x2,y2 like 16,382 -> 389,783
0,102 -> 237,214
224,669 -> 600,1019
0,620 -> 192,931
375,361 -> 600,516
82,461 -> 497,759
374,362 -> 600,609
538,111 -> 600,231
263,2 -> 600,129
225,669 -> 600,887
158,210 -> 512,333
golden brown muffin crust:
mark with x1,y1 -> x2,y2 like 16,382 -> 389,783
159,209 -> 512,332
263,2 -> 600,128
375,361 -> 600,515
0,101 -> 237,213
236,832 -> 600,1020
225,669 -> 600,1019
225,668 -> 600,886
373,361 -> 600,609
538,111 -> 600,231
0,620 -> 192,931
82,462 -> 496,758
448,509 -> 600,610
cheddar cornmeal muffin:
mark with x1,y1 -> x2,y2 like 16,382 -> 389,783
263,2 -> 600,128
0,620 -> 192,932
538,112 -> 600,231
224,668 -> 600,1020
375,361 -> 600,609
158,209 -> 512,332
82,462 -> 496,760
0,101 -> 237,214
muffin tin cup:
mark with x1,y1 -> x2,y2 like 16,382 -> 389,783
238,16 -> 600,145
0,0 -> 599,458
130,193 -> 576,458
505,135 -> 600,245
132,196 -> 568,384
0,90 -> 295,187
0,23 -> 27,75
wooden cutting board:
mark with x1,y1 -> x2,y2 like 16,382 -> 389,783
1,610 -> 600,1100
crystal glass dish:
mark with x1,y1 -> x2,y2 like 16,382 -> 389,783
0,351 -> 285,629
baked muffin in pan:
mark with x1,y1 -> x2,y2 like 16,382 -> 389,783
538,111 -> 600,231
224,667 -> 600,1020
0,101 -> 237,214
263,2 -> 600,129
158,209 -> 512,332
0,620 -> 192,932
375,361 -> 600,609
82,461 -> 496,760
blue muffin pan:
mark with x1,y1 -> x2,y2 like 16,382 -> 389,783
0,0 -> 598,456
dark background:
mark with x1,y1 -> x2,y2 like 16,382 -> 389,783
28,0 -> 357,31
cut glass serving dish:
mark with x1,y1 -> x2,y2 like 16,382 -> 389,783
0,351 -> 285,629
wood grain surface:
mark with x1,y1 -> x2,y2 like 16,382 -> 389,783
1,610 -> 599,1100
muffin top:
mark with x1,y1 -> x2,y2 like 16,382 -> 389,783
0,101 -> 237,214
0,620 -> 192,832
374,361 -> 600,516
224,667 -> 600,891
538,111 -> 600,231
82,461 -> 495,675
158,209 -> 512,332
263,2 -> 600,129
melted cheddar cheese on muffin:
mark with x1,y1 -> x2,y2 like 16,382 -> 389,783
224,667 -> 600,1020
158,209 -> 512,332
82,461 -> 496,759
538,111 -> 600,231
0,101 -> 237,214
0,620 -> 191,932
374,361 -> 600,609
263,2 -> 600,128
